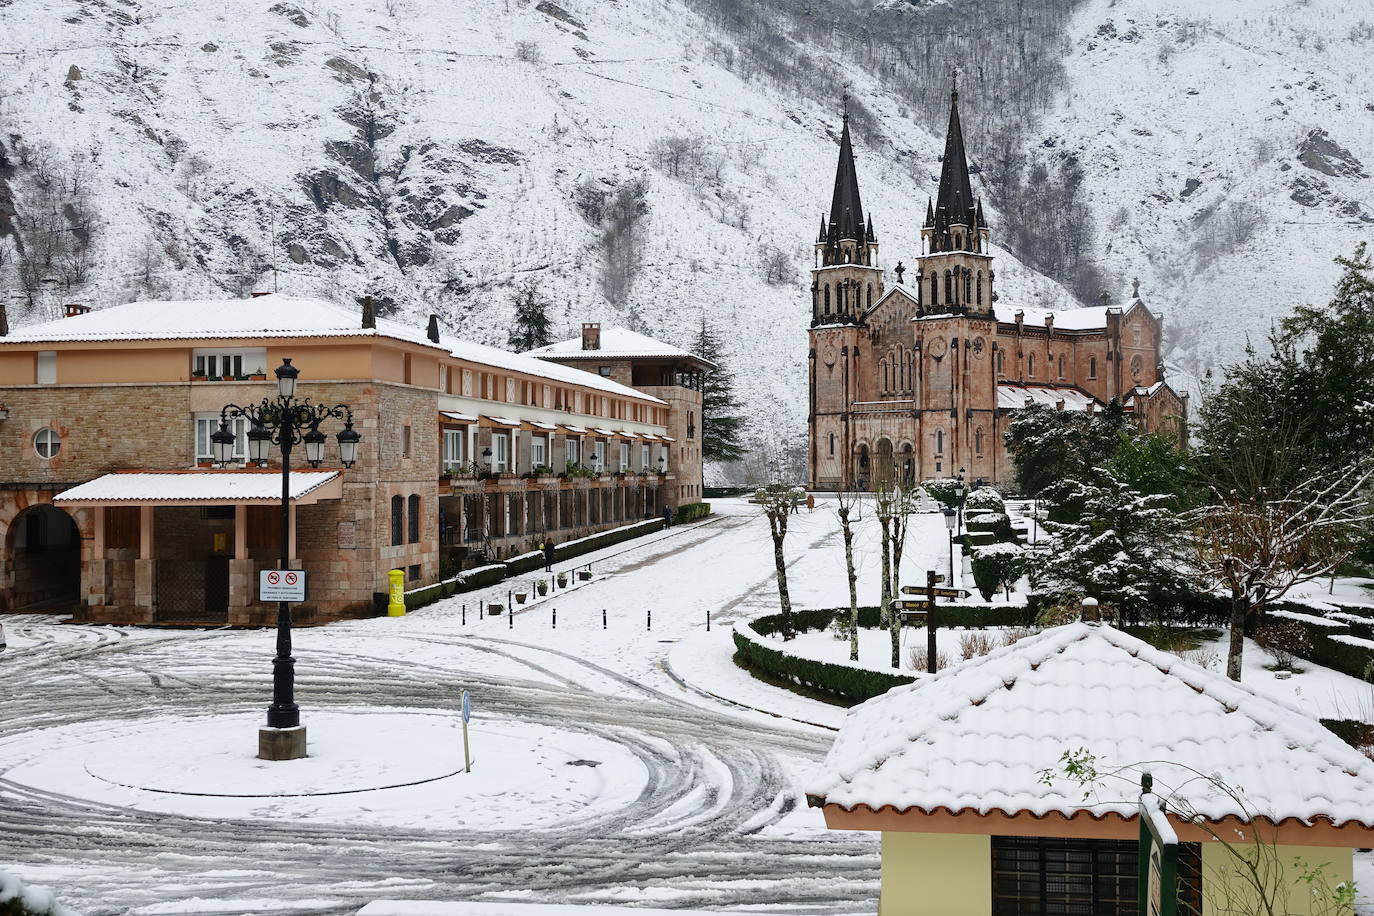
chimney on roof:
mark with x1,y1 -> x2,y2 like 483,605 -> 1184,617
362,295 -> 376,330
0,302 -> 8,337
64,303 -> 91,318
581,322 -> 601,351
250,292 -> 271,299
427,314 -> 440,344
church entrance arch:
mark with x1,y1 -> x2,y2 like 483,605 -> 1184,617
855,443 -> 871,491
6,504 -> 81,611
874,438 -> 896,490
899,442 -> 916,487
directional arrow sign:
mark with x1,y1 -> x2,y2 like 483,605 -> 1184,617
894,599 -> 932,610
901,585 -> 970,598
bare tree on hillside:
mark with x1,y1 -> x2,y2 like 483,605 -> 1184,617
834,484 -> 865,661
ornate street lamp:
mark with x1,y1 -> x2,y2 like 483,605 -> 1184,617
943,506 -> 957,586
212,358 -> 361,760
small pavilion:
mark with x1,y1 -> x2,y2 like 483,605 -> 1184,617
807,621 -> 1374,915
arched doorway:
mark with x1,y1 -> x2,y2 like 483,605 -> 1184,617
7,504 -> 81,611
899,442 -> 916,487
855,444 -> 871,491
874,438 -> 896,490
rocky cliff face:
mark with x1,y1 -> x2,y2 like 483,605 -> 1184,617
2,0 -> 1370,477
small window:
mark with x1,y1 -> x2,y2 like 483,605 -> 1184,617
975,427 -> 985,456
403,353 -> 413,385
36,351 -> 56,385
408,494 -> 420,544
401,424 -> 412,459
618,442 -> 630,470
640,444 -> 650,469
407,563 -> 421,581
443,428 -> 466,471
491,433 -> 509,472
34,428 -> 61,459
599,366 -> 612,377
1089,357 -> 1098,379
566,437 -> 581,467
390,495 -> 404,546
935,429 -> 945,455
1028,354 -> 1035,377
829,433 -> 835,456
532,435 -> 548,469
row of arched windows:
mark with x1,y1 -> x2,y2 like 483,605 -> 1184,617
880,347 -> 915,395
993,350 -> 1097,381
819,280 -> 876,316
926,267 -> 986,308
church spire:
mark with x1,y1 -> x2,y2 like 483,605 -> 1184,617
933,71 -> 976,238
828,95 -> 866,243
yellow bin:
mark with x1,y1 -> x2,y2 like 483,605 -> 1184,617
388,569 -> 406,616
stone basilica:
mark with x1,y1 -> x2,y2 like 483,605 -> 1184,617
806,86 -> 1188,491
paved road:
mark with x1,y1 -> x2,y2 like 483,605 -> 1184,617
0,501 -> 883,915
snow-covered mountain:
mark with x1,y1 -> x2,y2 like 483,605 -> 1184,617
2,0 -> 1371,478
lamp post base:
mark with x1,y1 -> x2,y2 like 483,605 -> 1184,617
258,725 -> 307,761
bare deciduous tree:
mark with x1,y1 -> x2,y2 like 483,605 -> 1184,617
1192,458 -> 1374,680
755,483 -> 796,640
873,482 -> 917,669
834,483 -> 864,661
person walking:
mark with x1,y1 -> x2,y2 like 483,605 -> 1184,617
543,539 -> 556,572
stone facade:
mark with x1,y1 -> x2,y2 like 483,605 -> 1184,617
0,300 -> 694,625
807,91 -> 1187,491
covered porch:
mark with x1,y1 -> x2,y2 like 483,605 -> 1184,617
54,470 -> 343,625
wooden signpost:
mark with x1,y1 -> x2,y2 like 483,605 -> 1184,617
896,574 -> 971,673
1138,773 -> 1178,916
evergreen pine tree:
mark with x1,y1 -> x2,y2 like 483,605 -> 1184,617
693,317 -> 747,463
507,282 -> 553,351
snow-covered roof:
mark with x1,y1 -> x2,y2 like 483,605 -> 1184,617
2,295 -> 441,348
54,470 -> 340,504
996,383 -> 1099,411
994,303 -> 1111,330
442,334 -> 664,405
0,296 -> 664,407
530,327 -> 715,368
809,623 -> 1374,830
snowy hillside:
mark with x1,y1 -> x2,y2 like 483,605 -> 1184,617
2,0 -> 1370,475
1045,0 -> 1374,375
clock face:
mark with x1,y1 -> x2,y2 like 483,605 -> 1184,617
823,345 -> 838,368
927,337 -> 948,359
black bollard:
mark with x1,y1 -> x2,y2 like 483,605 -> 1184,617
647,607 -> 652,631
552,607 -> 557,629
602,609 -> 607,629
462,604 -> 466,626
706,609 -> 710,632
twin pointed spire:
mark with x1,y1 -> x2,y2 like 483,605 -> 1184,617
930,70 -> 979,232
824,93 -> 867,244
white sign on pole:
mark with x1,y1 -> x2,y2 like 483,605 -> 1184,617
460,689 -> 472,773
260,569 -> 307,602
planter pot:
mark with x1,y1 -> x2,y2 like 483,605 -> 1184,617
536,583 -> 548,596
487,603 -> 504,615
577,570 -> 591,581
556,575 -> 568,588
515,593 -> 528,604
249,373 -> 267,381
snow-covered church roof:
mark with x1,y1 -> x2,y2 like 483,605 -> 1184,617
808,623 -> 1374,831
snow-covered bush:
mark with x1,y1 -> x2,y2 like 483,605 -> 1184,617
1254,620 -> 1312,671
959,631 -> 997,660
971,542 -> 1025,601
919,478 -> 961,508
964,486 -> 1005,513
907,644 -> 951,672
0,869 -> 81,916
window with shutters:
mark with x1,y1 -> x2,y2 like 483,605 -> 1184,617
990,835 -> 1201,916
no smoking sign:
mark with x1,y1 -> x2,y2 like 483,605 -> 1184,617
260,569 -> 307,603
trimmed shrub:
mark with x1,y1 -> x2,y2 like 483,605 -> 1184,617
704,487 -> 751,498
675,502 -> 712,522
964,486 -> 1006,513
732,623 -> 916,703
1254,619 -> 1312,670
0,869 -> 79,916
920,478 -> 961,508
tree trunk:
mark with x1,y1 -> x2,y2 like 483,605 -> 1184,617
771,519 -> 793,640
878,517 -> 892,627
1225,587 -> 1248,681
842,519 -> 859,662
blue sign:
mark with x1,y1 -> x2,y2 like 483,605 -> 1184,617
461,690 -> 471,724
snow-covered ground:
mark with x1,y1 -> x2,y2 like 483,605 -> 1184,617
2,495 -> 1371,914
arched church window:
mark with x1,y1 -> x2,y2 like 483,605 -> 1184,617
997,349 -> 1005,374
975,428 -> 984,456
1089,357 -> 1098,380
1028,354 -> 1035,377
829,433 -> 835,456
935,429 -> 945,455
977,272 -> 983,305
867,284 -> 873,309
945,271 -> 953,304
930,274 -> 939,305
882,359 -> 890,393
824,285 -> 831,313
1059,355 -> 1065,379
965,271 -> 972,303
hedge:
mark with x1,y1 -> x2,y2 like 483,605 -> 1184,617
704,487 -> 751,498
401,520 -> 666,612
675,502 -> 712,523
732,620 -> 916,704
735,604 -> 1039,703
